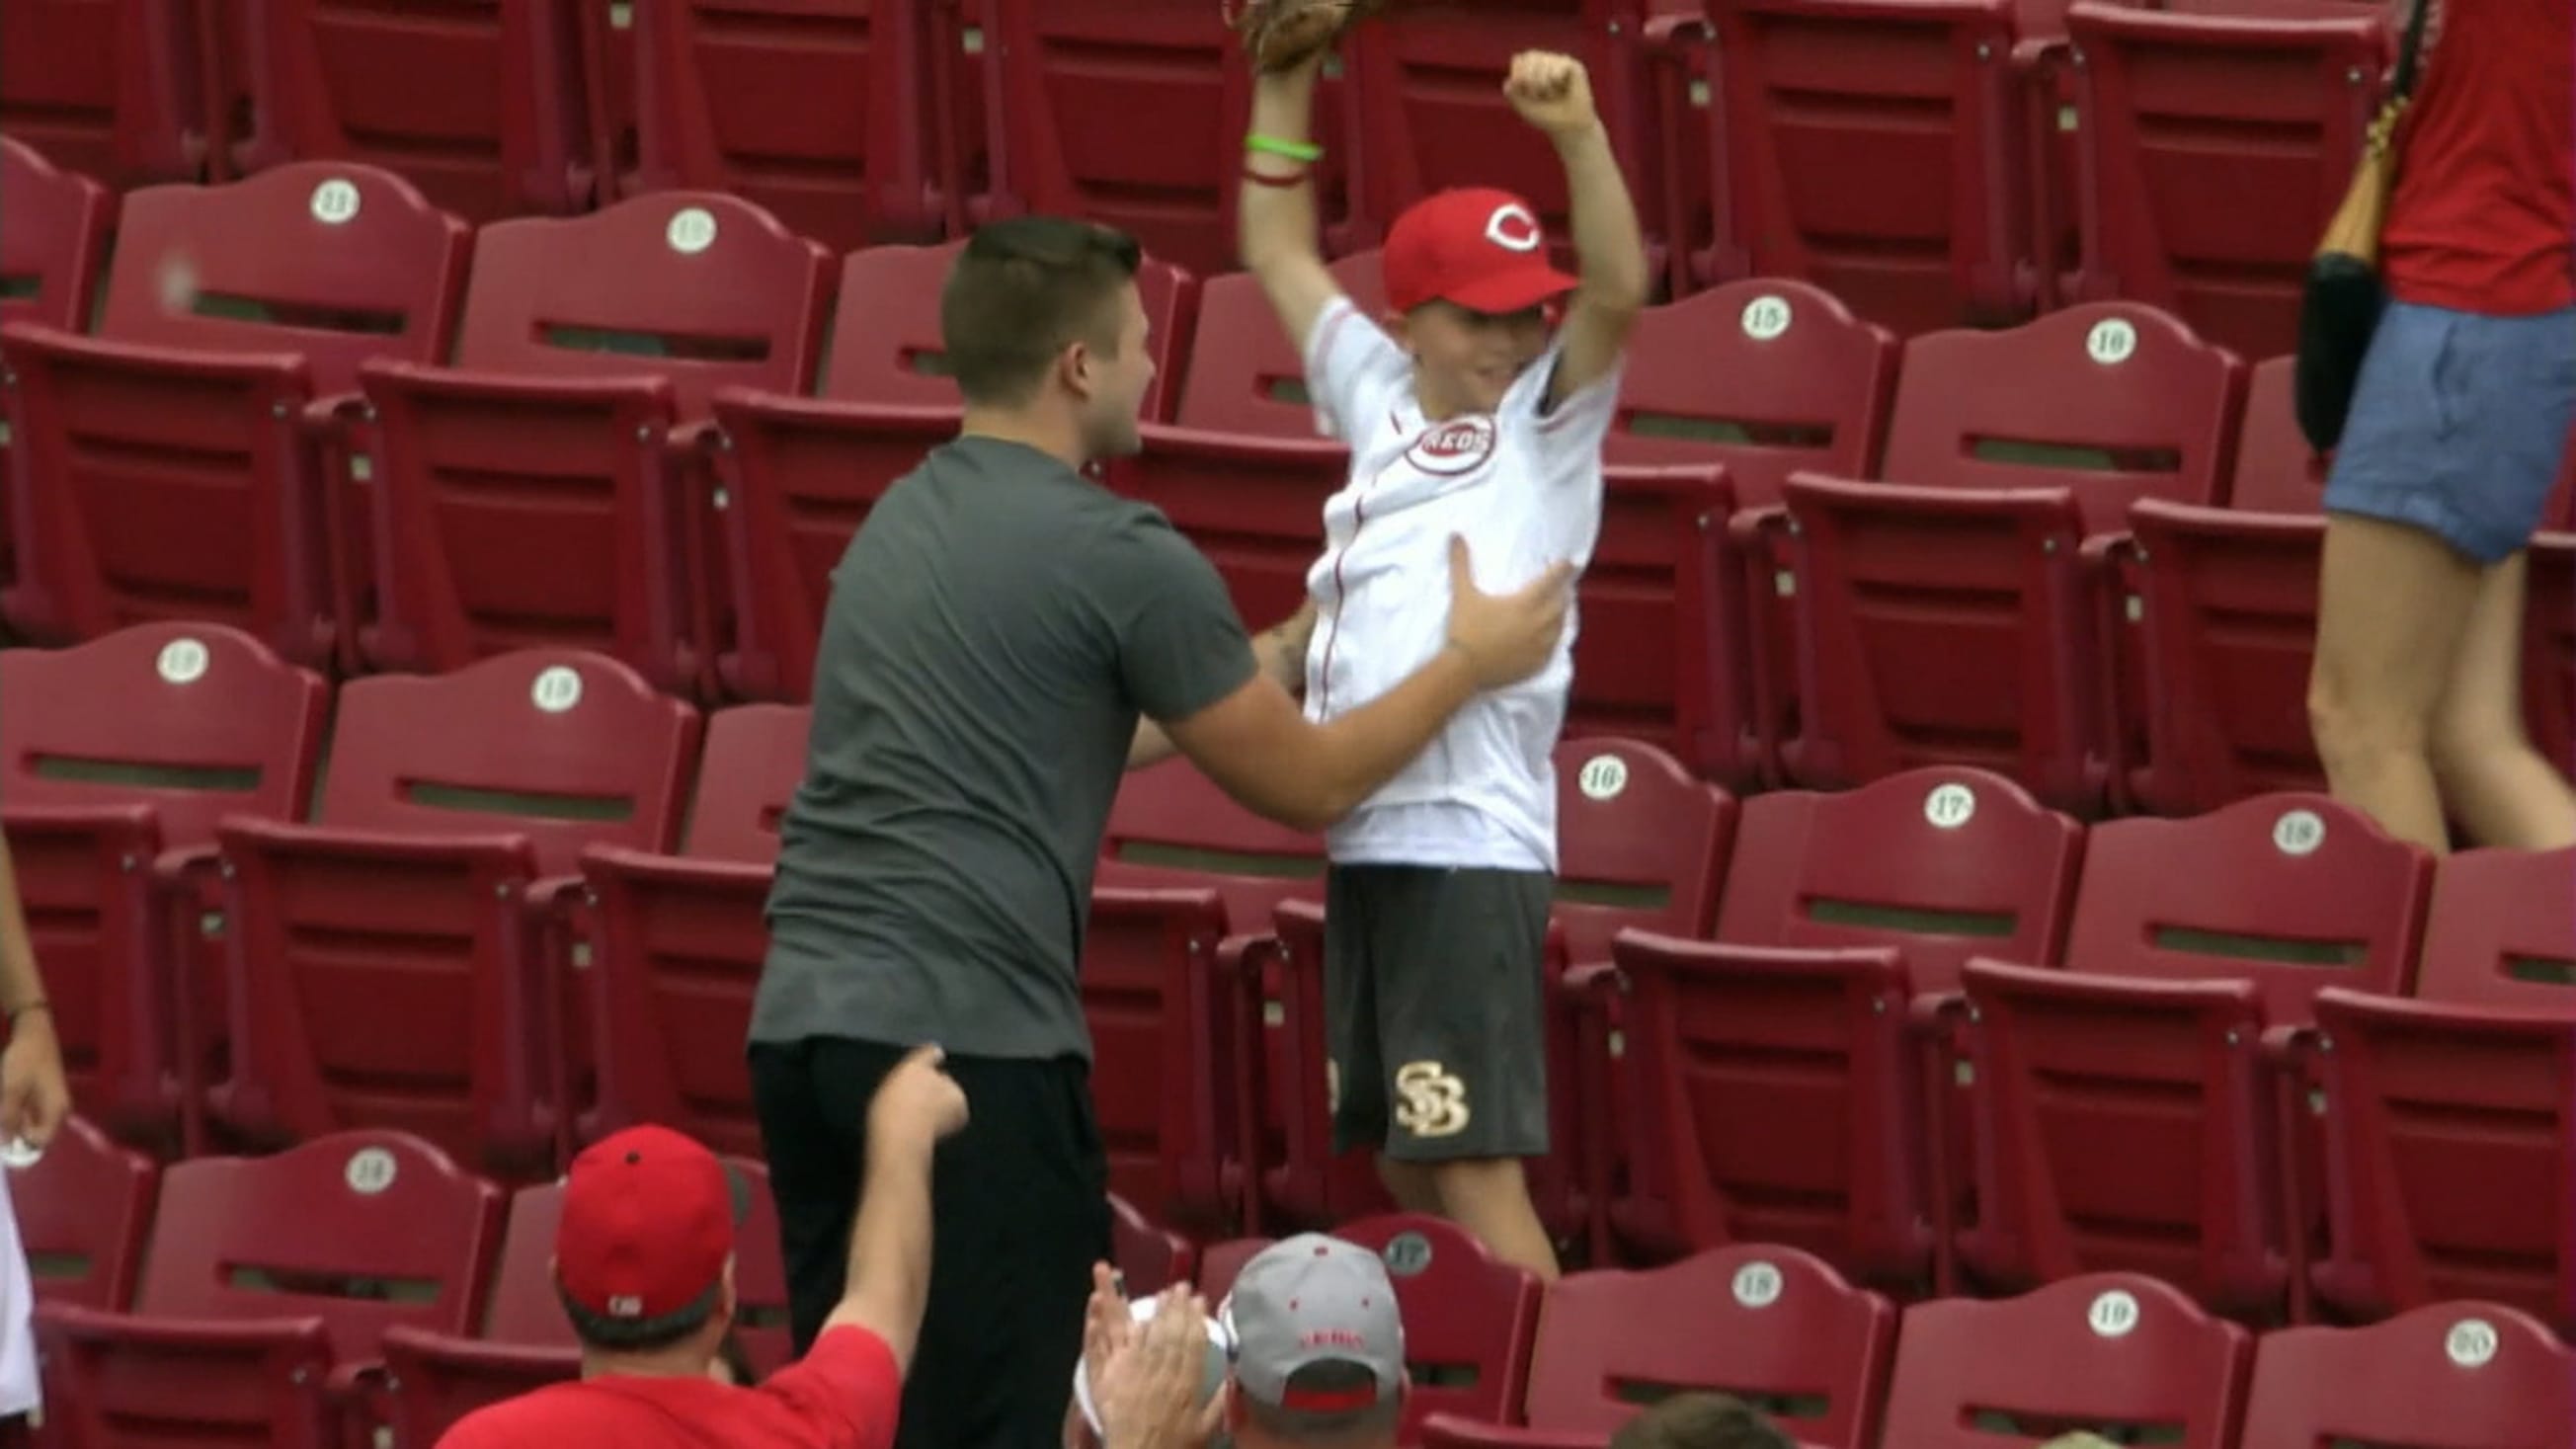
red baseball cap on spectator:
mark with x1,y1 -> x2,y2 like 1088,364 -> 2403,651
556,1124 -> 750,1322
1381,187 -> 1577,316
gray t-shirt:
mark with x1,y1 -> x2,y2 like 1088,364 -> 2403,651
750,436 -> 1257,1060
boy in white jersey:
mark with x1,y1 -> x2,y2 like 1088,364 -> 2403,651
1237,46 -> 1650,1279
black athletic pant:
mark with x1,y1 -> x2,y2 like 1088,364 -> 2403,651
750,1036 -> 1110,1449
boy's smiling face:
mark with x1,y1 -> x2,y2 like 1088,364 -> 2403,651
1393,299 -> 1552,421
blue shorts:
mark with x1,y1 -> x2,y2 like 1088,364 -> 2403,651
2321,299 -> 2576,564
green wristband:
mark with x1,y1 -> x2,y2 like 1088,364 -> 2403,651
1246,133 -> 1325,163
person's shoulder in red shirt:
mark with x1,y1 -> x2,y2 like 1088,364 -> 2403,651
436,1325 -> 904,1449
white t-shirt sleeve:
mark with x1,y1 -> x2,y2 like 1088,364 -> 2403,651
1302,295 -> 1412,443
1508,340 -> 1626,475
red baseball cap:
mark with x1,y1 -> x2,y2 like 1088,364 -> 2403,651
555,1125 -> 749,1323
1381,188 -> 1577,316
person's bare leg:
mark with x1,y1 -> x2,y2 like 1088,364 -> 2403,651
1426,1158 -> 1560,1281
2308,513 -> 2488,852
2426,552 -> 2576,849
1376,1156 -> 1444,1214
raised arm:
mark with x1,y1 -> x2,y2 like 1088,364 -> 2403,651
822,1045 -> 969,1373
1238,54 -> 1347,351
1503,52 -> 1650,409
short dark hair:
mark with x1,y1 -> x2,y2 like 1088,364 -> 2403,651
558,1279 -> 721,1355
1607,1395 -> 1793,1449
939,216 -> 1143,407
1240,1360 -> 1403,1445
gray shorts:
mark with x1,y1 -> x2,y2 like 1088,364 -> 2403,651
2322,299 -> 2576,564
1323,864 -> 1553,1162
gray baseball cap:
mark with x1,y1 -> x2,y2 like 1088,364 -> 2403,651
1222,1235 -> 1406,1412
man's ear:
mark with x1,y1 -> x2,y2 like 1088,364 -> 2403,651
1058,339 -> 1095,401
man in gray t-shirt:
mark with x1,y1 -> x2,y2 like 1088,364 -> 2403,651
745,216 -> 1573,1449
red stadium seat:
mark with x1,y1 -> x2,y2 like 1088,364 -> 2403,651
359,192 -> 832,695
1603,279 -> 1898,508
0,162 -> 470,664
1581,466 -> 1749,781
1197,1235 -> 1275,1302
2235,1302 -> 2576,1445
1716,766 -> 2083,991
980,0 -> 1358,279
1084,886 -> 1247,1231
0,622 -> 328,1146
0,0 -> 208,183
232,0 -> 593,220
2527,534 -> 2575,777
1551,739 -> 1735,968
1774,302 -> 2245,810
1958,793 -> 2432,1316
712,239 -> 1195,700
0,135 -> 109,331
1685,0 -> 2038,334
1110,1193 -> 1197,1295
1419,1246 -> 1895,1449
577,703 -> 809,1157
209,651 -> 698,1174
2413,845 -> 2576,1012
1165,254 -> 1384,440
2225,357 -> 2327,515
9,1114 -> 156,1311
1340,0 -> 1662,273
1874,1274 -> 2252,1447
1333,1214 -> 1543,1438
38,1131 -> 504,1449
2305,987 -> 2576,1337
2062,1 -> 2390,362
0,133 -> 110,589
614,0 -> 943,252
1100,760 -> 1328,1235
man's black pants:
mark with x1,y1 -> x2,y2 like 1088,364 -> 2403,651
750,1036 -> 1110,1449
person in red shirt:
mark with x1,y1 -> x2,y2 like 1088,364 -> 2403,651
437,1046 -> 967,1448
2308,0 -> 2576,854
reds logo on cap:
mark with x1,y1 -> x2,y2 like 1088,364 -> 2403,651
1407,415 -> 1496,475
1484,202 -> 1543,253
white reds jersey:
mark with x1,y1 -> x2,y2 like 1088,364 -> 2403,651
1298,293 -> 1624,874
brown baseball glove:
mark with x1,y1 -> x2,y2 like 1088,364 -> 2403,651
1223,0 -> 1388,74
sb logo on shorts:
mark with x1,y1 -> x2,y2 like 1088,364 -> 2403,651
1395,1061 -> 1471,1139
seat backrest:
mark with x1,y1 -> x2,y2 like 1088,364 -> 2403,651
1519,1246 -> 1894,1445
1716,767 -> 2083,991
1881,303 -> 2245,532
1604,279 -> 1899,507
95,162 -> 471,391
479,1181 -> 575,1344
624,0 -> 932,254
9,1114 -> 157,1311
317,650 -> 700,872
1099,760 -> 1326,933
724,1156 -> 792,1376
134,1130 -> 504,1359
2235,1303 -> 2575,1445
1552,738 -> 1735,964
2063,792 -> 2432,1022
686,704 -> 811,863
2413,845 -> 2576,1011
450,192 -> 832,417
238,0 -> 590,222
1171,253 -> 1387,437
982,0 -> 1352,282
2226,355 -> 2326,514
818,240 -> 1194,421
0,134 -> 110,331
0,622 -> 329,844
1876,1274 -> 2252,1447
1331,1214 -> 1542,1436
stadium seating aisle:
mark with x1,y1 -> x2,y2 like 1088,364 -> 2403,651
19,1124 -> 2570,1447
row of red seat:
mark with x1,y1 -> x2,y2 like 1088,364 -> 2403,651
10,622 -> 2573,1340
0,0 -> 2401,355
7,144 -> 2569,816
28,1120 -> 2568,1449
